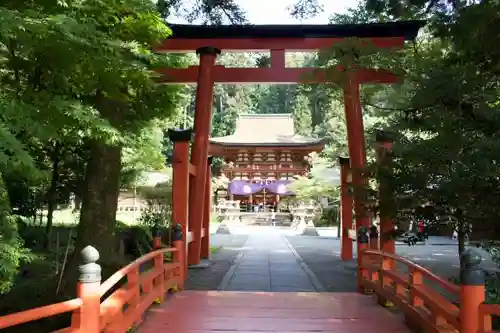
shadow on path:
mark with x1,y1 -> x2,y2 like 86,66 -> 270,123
185,234 -> 248,290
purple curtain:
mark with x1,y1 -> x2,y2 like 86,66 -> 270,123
228,180 -> 295,195
228,180 -> 263,195
263,180 -> 294,195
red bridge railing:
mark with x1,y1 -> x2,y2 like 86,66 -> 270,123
1,226 -> 498,333
0,238 -> 185,333
359,246 -> 496,333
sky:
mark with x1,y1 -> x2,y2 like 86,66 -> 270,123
169,0 -> 358,25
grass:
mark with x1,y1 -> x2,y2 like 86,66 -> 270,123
210,246 -> 222,254
38,209 -> 222,226
31,208 -> 143,226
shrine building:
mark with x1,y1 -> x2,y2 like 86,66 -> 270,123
209,114 -> 325,208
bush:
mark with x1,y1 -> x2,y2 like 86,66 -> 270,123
0,177 -> 34,294
314,206 -> 340,227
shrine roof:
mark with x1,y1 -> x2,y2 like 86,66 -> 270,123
210,114 -> 325,147
166,21 -> 425,41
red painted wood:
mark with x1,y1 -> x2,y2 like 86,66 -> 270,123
139,291 -> 411,332
156,66 -> 399,85
200,161 -> 211,259
340,161 -> 353,261
188,51 -> 218,265
343,73 -> 370,281
171,140 -> 190,276
156,37 -> 405,52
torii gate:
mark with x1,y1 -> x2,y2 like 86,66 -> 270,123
156,21 -> 425,266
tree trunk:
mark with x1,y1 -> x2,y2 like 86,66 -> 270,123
75,140 -> 122,261
61,140 -> 123,295
458,228 -> 466,256
455,212 -> 466,256
44,142 -> 61,250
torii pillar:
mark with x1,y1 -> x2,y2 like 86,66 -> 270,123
200,156 -> 213,259
343,73 -> 371,254
188,47 -> 220,265
168,129 -> 192,275
339,156 -> 354,261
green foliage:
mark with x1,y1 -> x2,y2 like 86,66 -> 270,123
315,206 -> 340,227
289,153 -> 340,201
0,176 -> 34,294
292,94 -> 313,135
137,182 -> 172,227
370,4 -> 500,243
158,0 -> 324,23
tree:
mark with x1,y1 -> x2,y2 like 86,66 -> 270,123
63,1 -> 187,275
0,175 -> 33,294
345,0 -> 500,254
292,93 -> 313,135
156,0 -> 325,23
0,1 -> 187,292
288,153 -> 340,200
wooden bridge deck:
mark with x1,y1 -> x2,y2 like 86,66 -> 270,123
138,291 -> 411,333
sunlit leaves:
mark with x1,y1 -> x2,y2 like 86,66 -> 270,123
288,0 -> 324,20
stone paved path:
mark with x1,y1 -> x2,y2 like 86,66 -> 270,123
185,234 -> 248,290
218,227 -> 324,292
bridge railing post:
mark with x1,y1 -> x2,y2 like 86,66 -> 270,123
357,227 -> 369,293
151,224 -> 166,303
369,225 -> 379,249
459,248 -> 485,333
152,224 -> 162,250
71,245 -> 101,333
172,224 -> 185,290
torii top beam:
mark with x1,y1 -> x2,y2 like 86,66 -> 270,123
155,21 -> 425,53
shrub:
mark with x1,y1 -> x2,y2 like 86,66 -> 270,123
0,176 -> 34,294
315,206 -> 340,227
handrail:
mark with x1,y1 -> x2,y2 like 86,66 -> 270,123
0,298 -> 82,329
360,249 -> 461,332
363,249 -> 460,294
359,247 -> 498,333
0,241 -> 185,332
479,303 -> 500,332
99,247 -> 178,296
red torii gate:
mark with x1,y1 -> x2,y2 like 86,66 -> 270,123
156,21 -> 424,266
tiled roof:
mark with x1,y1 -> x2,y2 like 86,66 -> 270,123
210,114 -> 324,146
